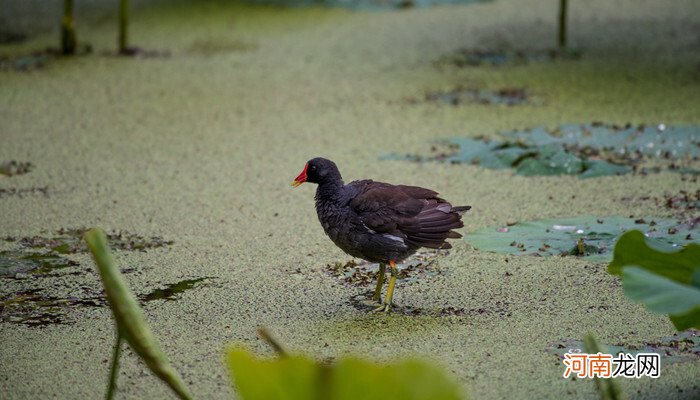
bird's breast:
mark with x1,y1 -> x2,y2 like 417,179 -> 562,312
314,199 -> 360,247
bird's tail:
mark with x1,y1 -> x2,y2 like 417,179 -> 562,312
452,205 -> 471,215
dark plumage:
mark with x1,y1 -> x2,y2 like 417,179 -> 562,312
292,157 -> 470,312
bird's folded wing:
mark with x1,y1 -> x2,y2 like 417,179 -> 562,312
348,181 -> 466,249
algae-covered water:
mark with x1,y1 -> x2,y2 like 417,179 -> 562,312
1,0 -> 699,398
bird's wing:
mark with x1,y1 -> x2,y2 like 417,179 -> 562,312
348,180 -> 469,249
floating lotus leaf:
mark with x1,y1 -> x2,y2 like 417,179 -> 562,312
579,160 -> 632,179
382,123 -> 700,178
514,144 -> 583,176
466,216 -> 699,261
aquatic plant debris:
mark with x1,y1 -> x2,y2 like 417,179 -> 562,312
187,38 -> 258,56
660,190 -> 700,216
0,187 -> 48,198
0,249 -> 79,278
328,250 -> 476,317
107,47 -> 171,59
466,216 -> 700,261
0,52 -> 51,71
381,123 -> 700,178
422,87 -> 535,106
1,229 -> 173,278
0,160 -> 33,177
0,229 -> 190,327
12,228 -> 174,254
0,45 -> 91,72
548,330 -> 700,365
0,277 -> 210,327
349,292 -> 510,317
325,249 -> 447,287
438,47 -> 582,67
0,289 -> 103,327
140,278 -> 211,302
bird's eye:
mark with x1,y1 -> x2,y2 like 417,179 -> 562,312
311,165 -> 317,170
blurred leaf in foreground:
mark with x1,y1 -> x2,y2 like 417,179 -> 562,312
227,347 -> 463,400
608,230 -> 700,330
85,228 -> 193,400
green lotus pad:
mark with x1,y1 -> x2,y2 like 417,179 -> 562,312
465,216 -> 699,261
381,123 -> 700,178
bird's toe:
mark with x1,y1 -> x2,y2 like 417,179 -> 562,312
372,303 -> 393,313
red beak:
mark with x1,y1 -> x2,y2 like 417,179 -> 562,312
291,163 -> 308,188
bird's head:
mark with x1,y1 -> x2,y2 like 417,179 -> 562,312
291,157 -> 341,187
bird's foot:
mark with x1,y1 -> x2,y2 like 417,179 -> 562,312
358,297 -> 382,308
372,304 -> 390,312
372,302 -> 397,313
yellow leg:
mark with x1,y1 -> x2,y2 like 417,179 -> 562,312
372,263 -> 386,302
374,260 -> 397,312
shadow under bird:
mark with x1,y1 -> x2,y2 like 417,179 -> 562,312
291,157 -> 470,312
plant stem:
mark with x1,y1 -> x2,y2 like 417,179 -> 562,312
583,333 -> 625,400
106,332 -> 123,400
61,0 -> 77,55
558,0 -> 568,49
257,327 -> 288,357
86,228 -> 193,400
119,0 -> 129,53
